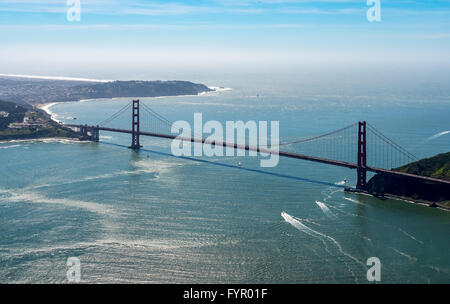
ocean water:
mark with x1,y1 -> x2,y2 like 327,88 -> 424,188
1,71 -> 449,283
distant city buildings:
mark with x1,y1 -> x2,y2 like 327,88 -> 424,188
8,113 -> 47,129
0,111 -> 9,117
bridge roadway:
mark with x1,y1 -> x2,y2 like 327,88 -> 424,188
66,125 -> 450,186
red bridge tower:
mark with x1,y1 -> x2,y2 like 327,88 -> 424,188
356,121 -> 367,190
129,99 -> 142,150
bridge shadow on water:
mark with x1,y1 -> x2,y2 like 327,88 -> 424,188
100,141 -> 348,189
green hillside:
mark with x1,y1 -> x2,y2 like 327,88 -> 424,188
395,152 -> 450,181
0,100 -> 80,141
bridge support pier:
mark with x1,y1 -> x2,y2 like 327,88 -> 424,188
356,121 -> 367,190
129,99 -> 142,150
80,125 -> 87,137
79,125 -> 99,142
80,124 -> 89,140
91,126 -> 99,142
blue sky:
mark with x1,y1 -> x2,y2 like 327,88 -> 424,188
0,0 -> 449,75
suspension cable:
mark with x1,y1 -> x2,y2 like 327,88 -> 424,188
140,102 -> 173,127
98,102 -> 132,126
366,123 -> 417,161
261,122 -> 358,147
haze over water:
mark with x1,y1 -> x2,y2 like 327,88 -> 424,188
1,69 -> 449,283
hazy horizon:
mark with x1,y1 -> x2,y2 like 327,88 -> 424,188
1,0 -> 449,80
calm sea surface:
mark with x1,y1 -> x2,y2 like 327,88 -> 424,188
1,72 -> 449,283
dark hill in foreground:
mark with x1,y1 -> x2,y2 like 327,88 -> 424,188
366,152 -> 450,208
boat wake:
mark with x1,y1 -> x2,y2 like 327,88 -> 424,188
281,211 -> 319,238
281,211 -> 366,273
335,179 -> 347,185
424,131 -> 450,143
344,197 -> 364,205
389,247 -> 418,262
315,200 -> 334,218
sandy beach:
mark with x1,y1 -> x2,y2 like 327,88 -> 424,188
36,102 -> 60,122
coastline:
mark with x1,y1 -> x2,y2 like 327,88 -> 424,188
0,102 -> 82,143
0,137 -> 86,145
34,85 -> 231,123
36,102 -> 61,123
345,188 -> 450,212
37,102 -> 57,114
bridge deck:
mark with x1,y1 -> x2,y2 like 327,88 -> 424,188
65,125 -> 450,186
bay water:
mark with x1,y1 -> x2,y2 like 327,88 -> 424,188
1,70 -> 449,283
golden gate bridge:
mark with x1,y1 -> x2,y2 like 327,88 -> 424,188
65,99 -> 450,191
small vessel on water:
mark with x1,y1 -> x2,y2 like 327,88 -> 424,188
237,161 -> 242,167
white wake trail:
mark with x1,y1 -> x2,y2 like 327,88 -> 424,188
315,201 -> 334,218
389,247 -> 418,262
281,212 -> 321,239
397,228 -> 424,245
344,197 -> 364,205
281,212 -> 365,268
281,211 -> 336,257
424,131 -> 450,143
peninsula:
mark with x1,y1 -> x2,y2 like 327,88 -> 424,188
0,76 -> 212,105
0,76 -> 213,141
